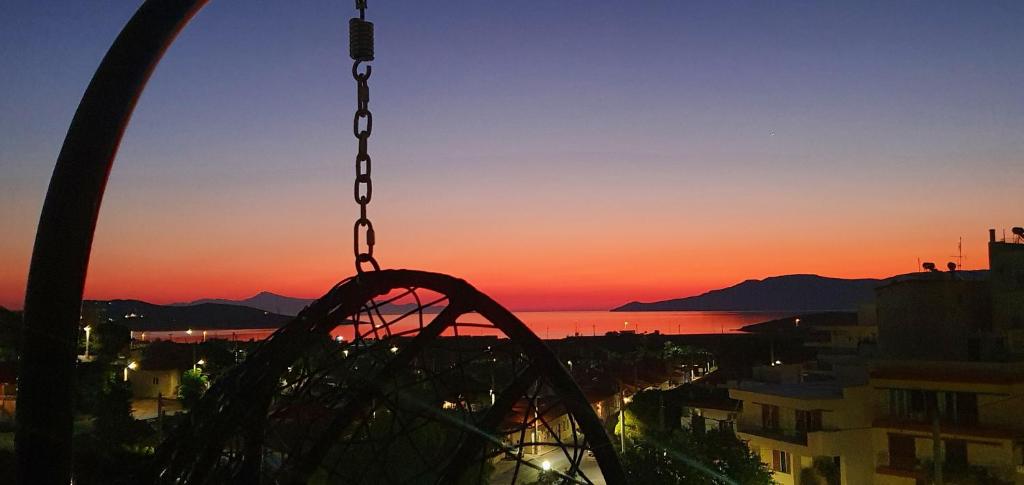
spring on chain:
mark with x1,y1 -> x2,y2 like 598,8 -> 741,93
349,18 -> 374,61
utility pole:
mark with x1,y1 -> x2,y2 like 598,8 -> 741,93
658,392 -> 665,431
619,390 -> 626,453
930,396 -> 944,485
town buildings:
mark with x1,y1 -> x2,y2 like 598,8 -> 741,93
726,228 -> 1024,485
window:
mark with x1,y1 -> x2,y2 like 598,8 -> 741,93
954,393 -> 978,425
889,389 -> 978,425
796,409 -> 823,433
761,404 -> 780,430
153,377 -> 159,385
945,440 -> 967,467
889,389 -> 930,421
771,449 -> 791,474
888,434 -> 917,470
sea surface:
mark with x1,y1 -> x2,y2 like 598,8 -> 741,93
136,310 -> 793,343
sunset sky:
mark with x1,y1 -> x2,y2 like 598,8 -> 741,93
1,1 -> 1022,311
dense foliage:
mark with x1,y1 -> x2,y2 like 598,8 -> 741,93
618,389 -> 773,485
178,367 -> 210,409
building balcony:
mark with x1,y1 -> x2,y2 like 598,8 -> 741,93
872,417 -> 1023,441
736,424 -> 807,446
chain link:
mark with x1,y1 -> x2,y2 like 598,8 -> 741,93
351,3 -> 378,273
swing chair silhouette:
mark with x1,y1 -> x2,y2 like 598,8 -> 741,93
15,1 -> 626,484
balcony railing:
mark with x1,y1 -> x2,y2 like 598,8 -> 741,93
736,424 -> 807,446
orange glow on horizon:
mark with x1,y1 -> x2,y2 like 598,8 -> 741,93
0,220 -> 1001,311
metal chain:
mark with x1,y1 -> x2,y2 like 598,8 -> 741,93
351,1 -> 378,273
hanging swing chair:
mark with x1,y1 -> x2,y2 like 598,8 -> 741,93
15,1 -> 626,484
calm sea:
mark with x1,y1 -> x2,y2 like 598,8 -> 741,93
136,310 -> 792,343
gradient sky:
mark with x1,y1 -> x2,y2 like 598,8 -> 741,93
2,1 -> 1023,311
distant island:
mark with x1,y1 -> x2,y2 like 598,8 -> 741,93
77,291 -> 444,331
83,299 -> 291,331
173,291 -> 441,317
613,271 -> 988,312
613,274 -> 881,312
172,291 -> 313,316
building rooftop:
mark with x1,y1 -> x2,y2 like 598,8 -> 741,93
733,380 -> 845,400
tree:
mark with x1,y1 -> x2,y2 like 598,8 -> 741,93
524,470 -> 561,485
92,323 -> 131,362
94,373 -> 135,445
618,389 -> 772,485
621,429 -> 773,485
178,368 -> 209,409
802,456 -> 840,485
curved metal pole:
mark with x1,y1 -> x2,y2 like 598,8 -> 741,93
16,1 -> 208,484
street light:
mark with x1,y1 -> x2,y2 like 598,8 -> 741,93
83,325 -> 92,358
186,329 -> 197,371
541,460 -> 551,472
124,361 -> 138,381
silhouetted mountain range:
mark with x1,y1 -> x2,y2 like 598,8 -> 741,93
613,271 -> 988,312
83,299 -> 291,331
172,291 -> 313,316
614,274 -> 881,312
172,291 -> 440,317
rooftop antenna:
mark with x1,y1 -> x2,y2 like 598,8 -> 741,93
949,237 -> 964,269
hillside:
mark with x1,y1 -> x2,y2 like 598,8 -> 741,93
173,291 -> 441,316
83,299 -> 291,331
613,274 -> 880,312
172,291 -> 313,316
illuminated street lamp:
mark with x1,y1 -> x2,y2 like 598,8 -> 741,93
195,358 -> 206,371
186,328 -> 197,370
123,361 -> 138,382
541,460 -> 551,471
83,325 -> 92,358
